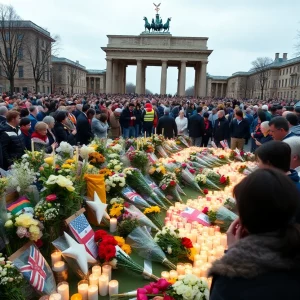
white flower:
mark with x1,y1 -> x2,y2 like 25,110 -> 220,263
167,246 -> 172,254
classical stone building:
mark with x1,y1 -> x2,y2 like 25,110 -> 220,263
0,21 -> 54,93
87,69 -> 106,93
208,53 -> 300,100
51,56 -> 87,94
101,33 -> 212,97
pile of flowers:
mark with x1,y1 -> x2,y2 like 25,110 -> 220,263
56,141 -> 74,160
127,150 -> 149,174
143,206 -> 163,229
105,173 -> 126,194
149,162 -> 167,183
34,198 -> 60,222
107,159 -> 123,172
45,175 -> 75,192
80,145 -> 95,160
88,152 -> 106,168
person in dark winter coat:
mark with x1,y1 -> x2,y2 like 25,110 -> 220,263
76,107 -> 94,145
0,110 -> 25,170
19,117 -> 32,150
120,103 -> 136,138
209,169 -> 300,300
201,112 -> 213,147
157,107 -> 177,139
54,111 -> 77,145
134,103 -> 143,137
213,110 -> 229,147
188,106 -> 205,146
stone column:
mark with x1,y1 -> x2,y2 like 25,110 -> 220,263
160,60 -> 168,95
141,63 -> 146,94
194,64 -> 200,97
136,59 -> 142,94
207,78 -> 212,97
196,63 -> 202,97
105,58 -> 113,94
124,65 -> 127,93
112,60 -> 119,94
118,62 -> 124,94
177,66 -> 181,95
93,77 -> 96,93
221,83 -> 224,98
199,61 -> 207,97
216,83 -> 219,98
178,61 -> 186,97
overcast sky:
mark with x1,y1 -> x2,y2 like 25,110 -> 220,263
3,0 -> 300,93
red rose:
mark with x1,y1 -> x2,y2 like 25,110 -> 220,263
45,194 -> 57,202
181,163 -> 187,168
240,151 -> 245,156
202,207 -> 209,214
203,189 -> 209,195
181,237 -> 193,248
189,169 -> 196,174
156,278 -> 171,291
102,235 -> 118,246
94,230 -> 108,243
170,180 -> 176,187
220,175 -> 227,184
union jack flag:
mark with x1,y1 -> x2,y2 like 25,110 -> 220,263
122,187 -> 149,208
20,245 -> 46,292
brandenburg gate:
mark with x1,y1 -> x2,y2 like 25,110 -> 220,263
102,4 -> 213,96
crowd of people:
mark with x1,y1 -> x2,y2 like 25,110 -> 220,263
1,92 -> 300,170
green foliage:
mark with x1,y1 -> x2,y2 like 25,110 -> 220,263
117,218 -> 139,238
207,210 -> 217,224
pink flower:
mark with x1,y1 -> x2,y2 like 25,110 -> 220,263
16,226 -> 27,238
189,169 -> 196,174
181,163 -> 187,168
163,295 -> 174,300
144,285 -> 153,293
46,194 -> 57,202
202,207 -> 209,214
137,288 -> 148,300
152,288 -> 160,294
156,279 -> 171,291
161,184 -> 167,190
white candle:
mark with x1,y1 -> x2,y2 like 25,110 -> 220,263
31,139 -> 35,154
53,261 -> 65,272
78,281 -> 88,300
51,251 -> 61,267
169,270 -> 178,279
99,274 -> 109,296
57,282 -> 69,300
49,294 -> 61,300
161,271 -> 170,279
102,264 -> 112,281
109,280 -> 119,296
92,265 -> 101,277
194,243 -> 201,254
89,273 -> 99,286
192,267 -> 201,278
88,285 -> 98,300
76,146 -> 79,162
177,263 -> 185,275
109,218 -> 117,233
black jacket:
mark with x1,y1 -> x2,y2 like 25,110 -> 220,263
0,123 -> 25,170
188,114 -> 205,138
203,120 -> 213,137
76,113 -> 93,145
54,122 -> 76,145
120,108 -> 135,128
157,115 -> 177,138
213,117 -> 229,142
230,118 -> 250,139
209,233 -> 300,300
134,108 -> 143,125
0,115 -> 6,125
21,132 -> 31,151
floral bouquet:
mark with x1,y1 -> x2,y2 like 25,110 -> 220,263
94,230 -> 159,281
216,153 -> 231,164
189,153 -> 214,168
56,141 -> 74,160
143,141 -> 155,154
195,173 -> 221,191
120,186 -> 151,209
176,135 -> 191,148
105,173 -> 126,195
88,152 -> 105,169
107,159 -> 124,172
80,145 -> 95,160
163,140 -> 182,154
117,213 -> 140,238
127,150 -> 149,174
107,139 -> 124,154
201,168 -> 230,189
159,173 -> 182,203
126,227 -> 176,270
196,151 -> 224,167
237,164 -> 248,174
89,137 -> 107,155
143,206 -> 163,229
148,163 -> 167,183
153,226 -> 196,264
229,149 -> 245,162
179,165 -> 203,193
21,150 -> 45,173
242,151 -> 255,162
124,168 -> 167,208
0,253 -> 28,300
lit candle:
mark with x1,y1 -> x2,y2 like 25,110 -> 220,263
185,269 -> 192,275
109,218 -> 117,233
162,128 -> 164,136
155,127 -> 157,135
71,294 -> 82,300
31,139 -> 35,154
192,267 -> 201,277
53,261 -> 65,272
184,263 -> 193,270
89,273 -> 99,286
221,235 -> 227,247
109,280 -> 119,296
88,285 -> 98,300
57,282 -> 69,300
194,260 -> 203,268
92,265 -> 101,277
49,294 -> 61,300
75,146 -> 79,162
169,270 -> 178,279
208,255 -> 216,263
177,263 -> 185,275
51,251 -> 62,267
194,243 -> 201,254
102,264 -> 112,281
144,131 -> 147,138
161,271 -> 170,280
78,280 -> 89,300
99,274 -> 109,296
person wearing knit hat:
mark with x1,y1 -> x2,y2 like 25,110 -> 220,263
143,103 -> 155,137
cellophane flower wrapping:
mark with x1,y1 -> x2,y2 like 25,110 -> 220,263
155,145 -> 168,158
120,186 -> 151,209
126,227 -> 176,269
181,169 -> 203,193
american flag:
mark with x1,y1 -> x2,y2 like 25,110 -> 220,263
20,245 -> 46,293
69,214 -> 97,258
181,207 -> 210,226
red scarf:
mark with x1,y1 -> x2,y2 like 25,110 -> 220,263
31,131 -> 48,142
20,127 -> 29,136
204,119 -> 209,130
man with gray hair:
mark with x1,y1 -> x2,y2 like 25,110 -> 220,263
157,107 -> 177,139
284,136 -> 300,176
0,106 -> 8,124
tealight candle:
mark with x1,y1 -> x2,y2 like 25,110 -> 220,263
184,263 -> 193,270
53,261 -> 65,272
185,268 -> 192,275
194,260 -> 203,268
110,218 -> 117,233
109,280 -> 119,296
102,264 -> 112,281
88,285 -> 98,300
92,265 -> 101,277
49,294 -> 61,300
57,282 -> 69,300
169,270 -> 178,279
177,263 -> 185,275
192,267 -> 201,277
99,274 -> 109,296
161,271 -> 170,279
78,280 -> 88,300
194,243 -> 201,254
221,235 -> 227,247
51,251 -> 62,267
89,273 -> 99,286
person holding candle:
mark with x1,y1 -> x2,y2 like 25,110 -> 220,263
208,169 -> 300,300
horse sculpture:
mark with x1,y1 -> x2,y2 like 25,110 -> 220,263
143,17 -> 151,32
163,17 -> 171,32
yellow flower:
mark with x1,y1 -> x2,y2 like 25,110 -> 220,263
121,244 -> 132,255
168,278 -> 177,284
66,185 -> 75,192
149,167 -> 155,175
161,166 -> 166,175
188,248 -> 197,261
44,157 -> 54,165
114,236 -> 125,247
66,159 -> 75,164
62,163 -> 72,169
109,203 -> 123,217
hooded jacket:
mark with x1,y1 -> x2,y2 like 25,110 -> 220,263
209,233 -> 300,300
290,125 -> 300,136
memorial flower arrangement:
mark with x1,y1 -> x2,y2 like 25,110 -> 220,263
56,141 -> 74,160
237,164 -> 248,174
105,173 -> 126,194
88,152 -> 106,168
143,142 -> 155,153
195,173 -> 221,191
127,150 -> 149,174
0,177 -> 7,195
80,145 -> 95,160
21,150 -> 45,172
159,173 -> 182,202
107,159 -> 124,172
148,162 -> 167,183
201,168 -> 230,188
109,203 -> 125,218
143,206 -> 163,229
34,199 -> 60,222
0,253 -> 27,300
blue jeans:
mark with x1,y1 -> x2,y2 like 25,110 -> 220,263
191,137 -> 202,147
135,124 -> 141,137
123,126 -> 135,139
